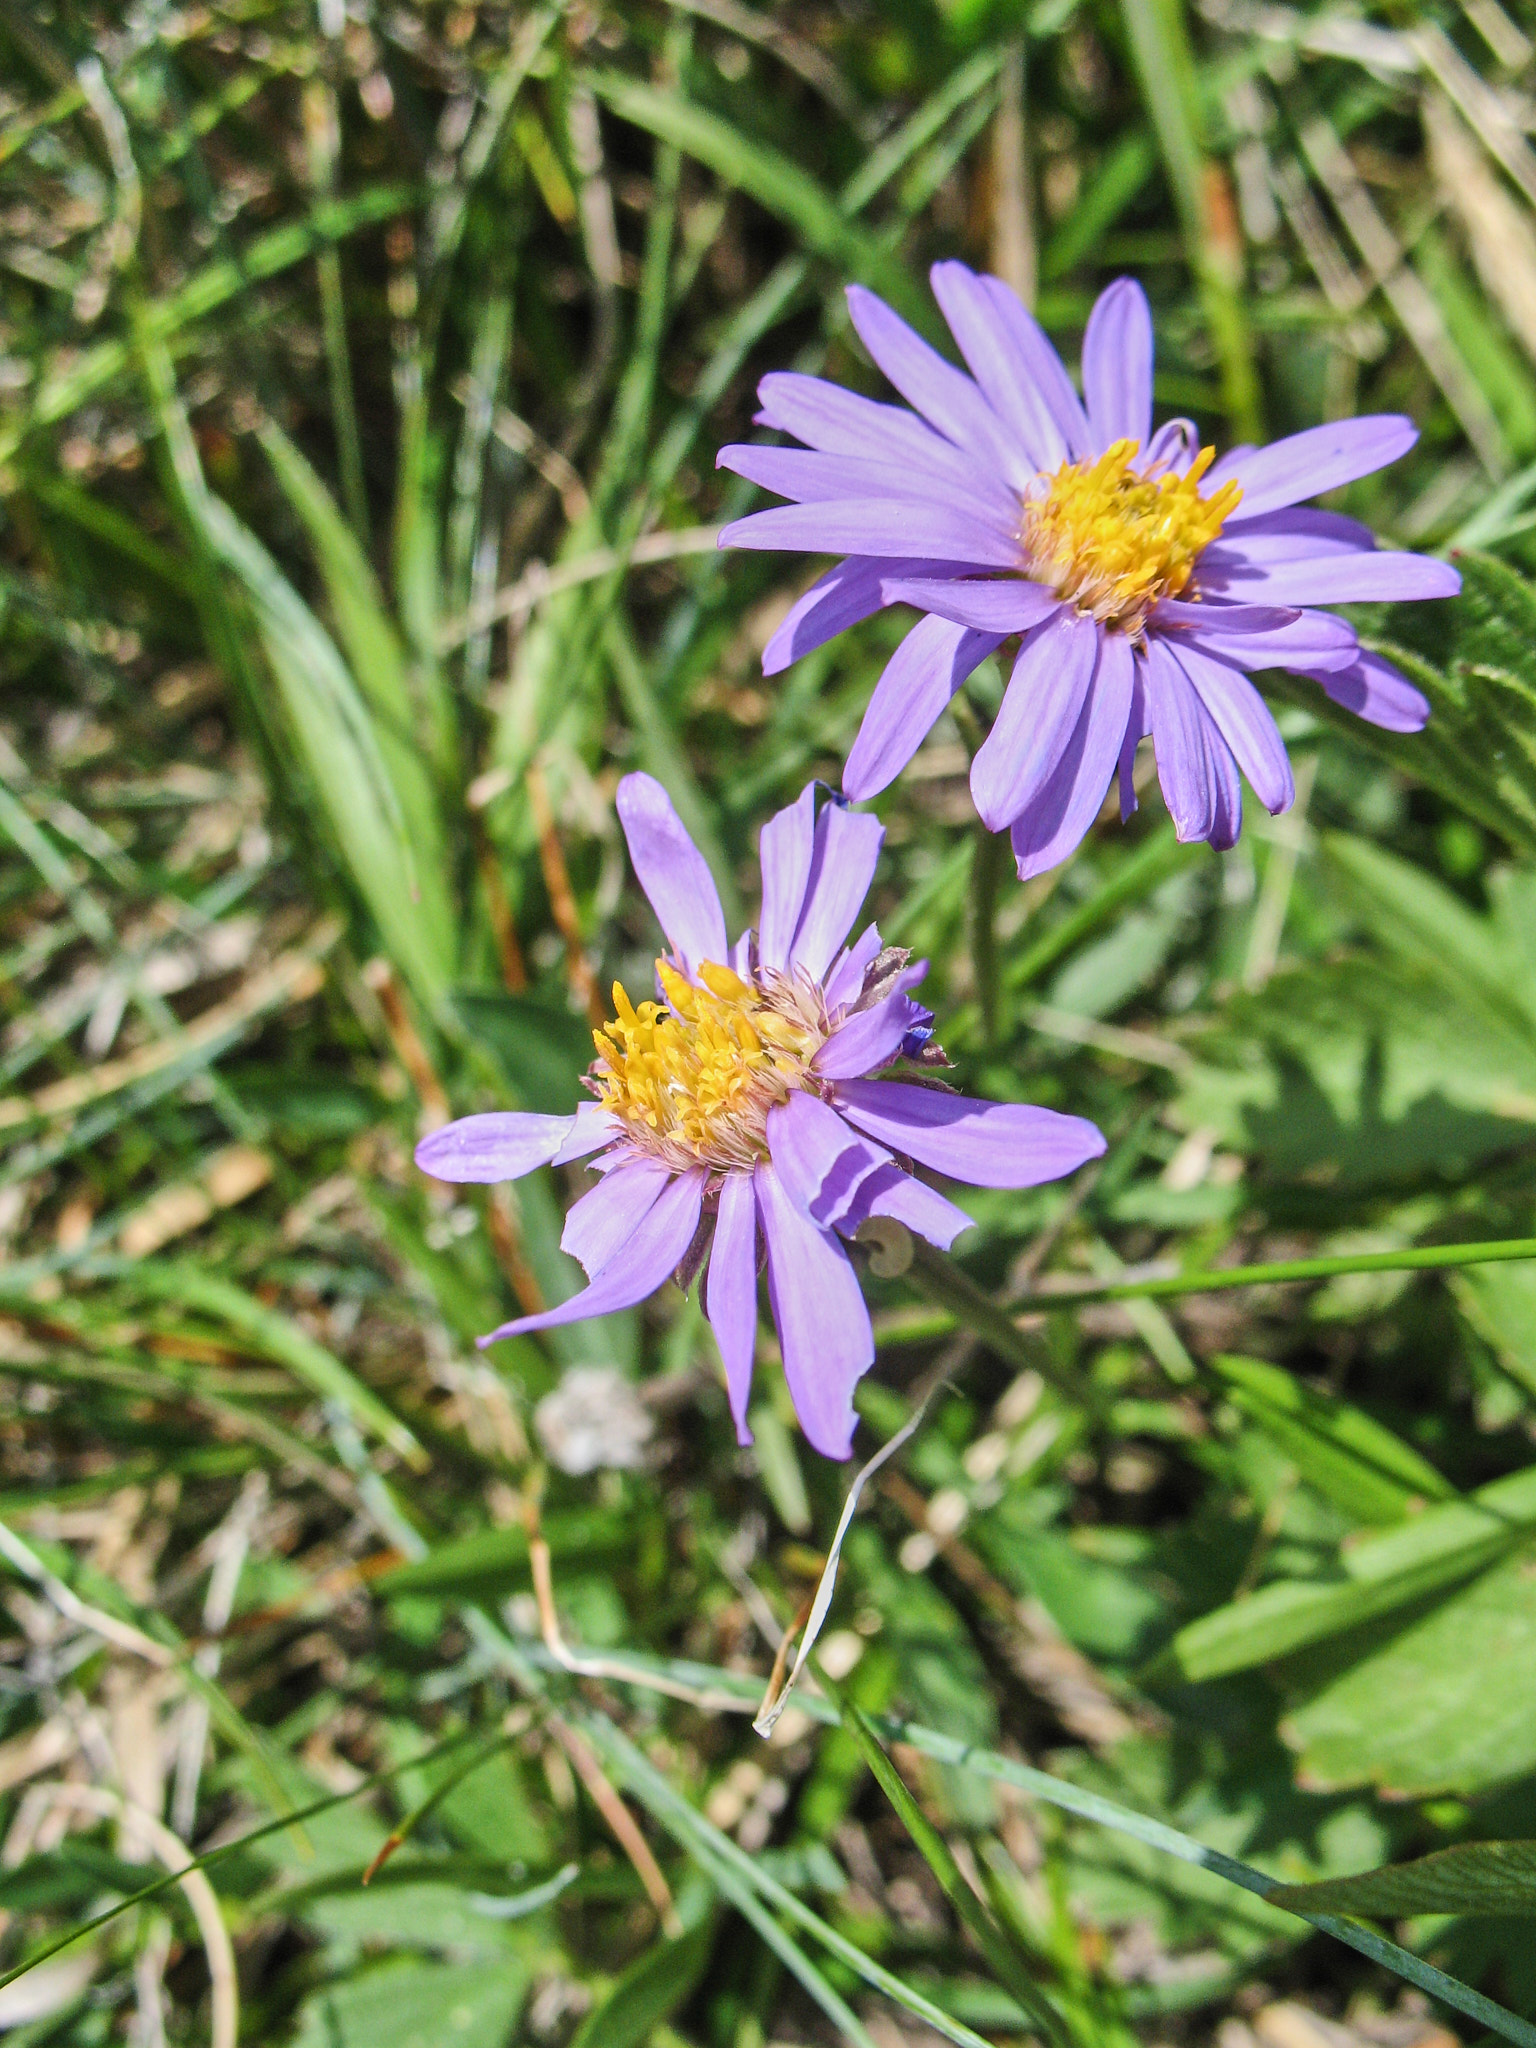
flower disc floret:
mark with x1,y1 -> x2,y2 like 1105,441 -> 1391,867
591,957 -> 821,1173
1022,438 -> 1241,633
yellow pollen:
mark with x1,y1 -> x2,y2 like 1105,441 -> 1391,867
1022,438 -> 1241,633
591,957 -> 822,1172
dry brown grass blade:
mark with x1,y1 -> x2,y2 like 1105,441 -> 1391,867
22,1784 -> 236,2048
1425,91 -> 1536,368
526,762 -> 605,1027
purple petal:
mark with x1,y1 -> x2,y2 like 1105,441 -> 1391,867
790,802 -> 884,981
813,984 -> 930,1079
1082,277 -> 1153,453
880,576 -> 1062,634
561,1153 -> 672,1278
551,1103 -> 619,1166
1206,415 -> 1419,516
1200,547 -> 1461,607
757,784 -> 816,973
843,617 -> 1005,801
716,444 -> 1016,526
1175,607 -> 1359,674
1170,642 -> 1295,815
823,922 -> 884,1014
616,774 -> 728,977
720,498 -> 1019,569
970,608 -> 1100,832
1009,630 -> 1136,880
478,1168 -> 706,1346
1308,649 -> 1430,733
834,1079 -> 1106,1188
929,261 -> 1087,471
764,557 -> 897,678
1119,659 -> 1149,821
1213,507 -> 1376,559
845,283 -> 1011,465
417,1112 -> 576,1185
755,1159 -> 873,1460
1144,637 -> 1244,847
706,1171 -> 758,1446
1153,601 -> 1299,631
849,1163 -> 974,1251
1142,417 -> 1199,476
767,1090 -> 890,1231
753,371 -> 997,487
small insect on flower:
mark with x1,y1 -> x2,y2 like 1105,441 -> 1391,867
417,776 -> 1105,1459
717,268 -> 1460,878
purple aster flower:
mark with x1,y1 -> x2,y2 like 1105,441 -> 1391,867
716,267 -> 1459,876
417,774 -> 1104,1459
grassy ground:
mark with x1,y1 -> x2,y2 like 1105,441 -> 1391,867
7,1 -> 1536,2043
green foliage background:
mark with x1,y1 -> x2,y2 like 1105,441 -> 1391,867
6,0 -> 1536,2041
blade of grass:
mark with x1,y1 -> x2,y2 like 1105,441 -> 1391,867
5,184 -> 415,461
583,71 -> 930,331
522,1647 -> 1536,2048
834,1688 -> 1069,2048
580,1712 -> 995,2048
1118,0 -> 1260,436
76,1257 -> 425,1468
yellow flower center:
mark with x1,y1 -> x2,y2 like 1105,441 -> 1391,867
591,958 -> 823,1173
1022,437 -> 1241,634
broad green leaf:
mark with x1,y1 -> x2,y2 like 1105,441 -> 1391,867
1270,552 -> 1536,858
1341,1460 -> 1536,1583
1323,832 -> 1536,1041
1455,1261 -> 1536,1399
456,989 -> 594,1116
1282,1541 -> 1536,1795
1174,952 -> 1536,1186
302,1875 -> 521,1956
290,1955 -> 526,2048
1157,1459 -> 1536,1681
1150,1541 -> 1507,1684
1206,1353 -> 1454,1526
1270,1838 -> 1536,1919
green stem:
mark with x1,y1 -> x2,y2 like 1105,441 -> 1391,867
1011,1235 -> 1536,1313
906,1241 -> 1098,1410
